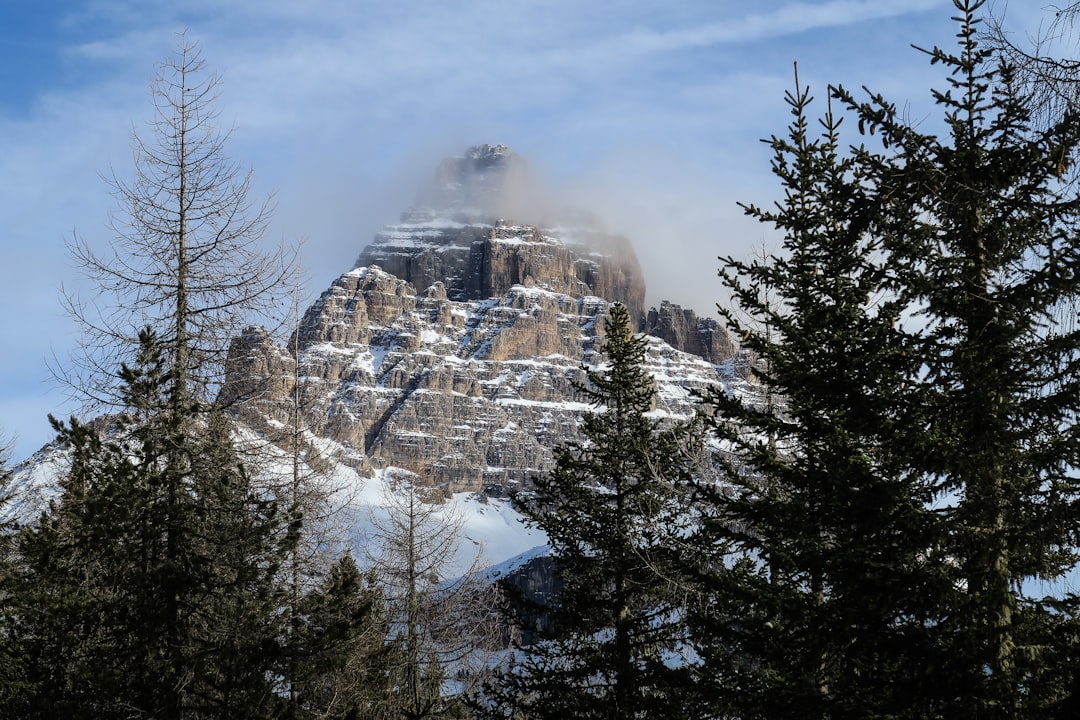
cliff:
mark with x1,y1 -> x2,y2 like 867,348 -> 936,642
219,145 -> 741,494
356,144 -> 647,323
225,265 -> 727,494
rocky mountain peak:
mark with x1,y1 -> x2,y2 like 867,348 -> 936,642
217,144 -> 741,495
414,143 -> 527,222
355,145 -> 648,324
10,144 -> 745,578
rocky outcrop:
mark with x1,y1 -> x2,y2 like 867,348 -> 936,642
11,144 -> 748,581
225,263 -> 729,494
221,145 -> 740,495
500,555 -> 560,643
357,218 -> 646,324
417,143 -> 527,219
644,301 -> 735,364
356,144 -> 648,324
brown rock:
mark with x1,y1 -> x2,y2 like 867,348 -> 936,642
644,301 -> 735,364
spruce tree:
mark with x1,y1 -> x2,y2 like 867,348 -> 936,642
12,330 -> 295,719
862,3 -> 1080,714
694,63 -> 949,719
483,302 -> 702,720
287,553 -> 394,720
698,1 -> 1080,717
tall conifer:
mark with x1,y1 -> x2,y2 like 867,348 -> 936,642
698,2 -> 1080,717
694,63 -> 948,719
13,331 -> 294,719
483,302 -> 702,720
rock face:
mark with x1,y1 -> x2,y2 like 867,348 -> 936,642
356,144 -> 647,324
644,301 -> 735,364
224,145 -> 738,494
228,266 -> 726,494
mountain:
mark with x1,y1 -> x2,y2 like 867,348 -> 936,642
223,144 -> 739,497
12,144 -> 743,570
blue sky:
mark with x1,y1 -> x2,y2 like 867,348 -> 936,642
0,0 -> 1053,460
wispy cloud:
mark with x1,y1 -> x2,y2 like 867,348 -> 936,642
645,0 -> 942,49
0,0 -> 1053,460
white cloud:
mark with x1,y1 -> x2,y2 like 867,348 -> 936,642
0,0 -> 1061,460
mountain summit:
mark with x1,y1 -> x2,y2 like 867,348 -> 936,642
10,144 -> 742,571
356,144 -> 648,321
223,145 -> 738,494
414,143 -> 525,218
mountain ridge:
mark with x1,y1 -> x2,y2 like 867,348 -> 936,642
9,144 -> 745,569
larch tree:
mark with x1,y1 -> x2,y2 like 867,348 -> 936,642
986,2 -> 1080,135
366,473 -> 504,720
6,33 -> 309,720
61,32 -> 293,412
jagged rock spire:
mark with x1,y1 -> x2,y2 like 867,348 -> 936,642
355,145 -> 648,322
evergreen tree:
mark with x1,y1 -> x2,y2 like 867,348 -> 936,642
483,302 -> 702,720
867,3 -> 1080,715
2,31 -> 399,720
698,1 -> 1080,717
11,330 -> 295,719
0,441 -> 31,717
693,64 -> 950,719
287,553 -> 395,720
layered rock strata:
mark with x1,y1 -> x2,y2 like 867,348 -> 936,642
227,264 -> 728,494
223,145 -> 739,494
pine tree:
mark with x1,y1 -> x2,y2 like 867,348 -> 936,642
287,553 -> 395,720
12,330 -> 295,719
698,1 -> 1080,717
483,302 -> 702,720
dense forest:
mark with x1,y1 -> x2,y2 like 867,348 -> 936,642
5,0 -> 1080,717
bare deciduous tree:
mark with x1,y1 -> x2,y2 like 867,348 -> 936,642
60,31 -> 294,412
987,4 -> 1080,133
366,471 -> 507,720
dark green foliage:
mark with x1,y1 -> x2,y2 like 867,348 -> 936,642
695,58 -> 950,719
0,447 -> 31,717
287,553 -> 395,720
892,32 -> 1080,720
3,32 -> 395,720
846,3 -> 1080,715
483,302 -> 703,720
2,331 -> 403,720
9,330 -> 294,719
698,1 -> 1080,717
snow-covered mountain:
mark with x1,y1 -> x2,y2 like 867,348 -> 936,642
13,144 -> 745,572
224,145 -> 738,495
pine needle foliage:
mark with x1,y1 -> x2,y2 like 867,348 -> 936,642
13,330 -> 294,720
483,302 -> 703,720
697,1 -> 1080,718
